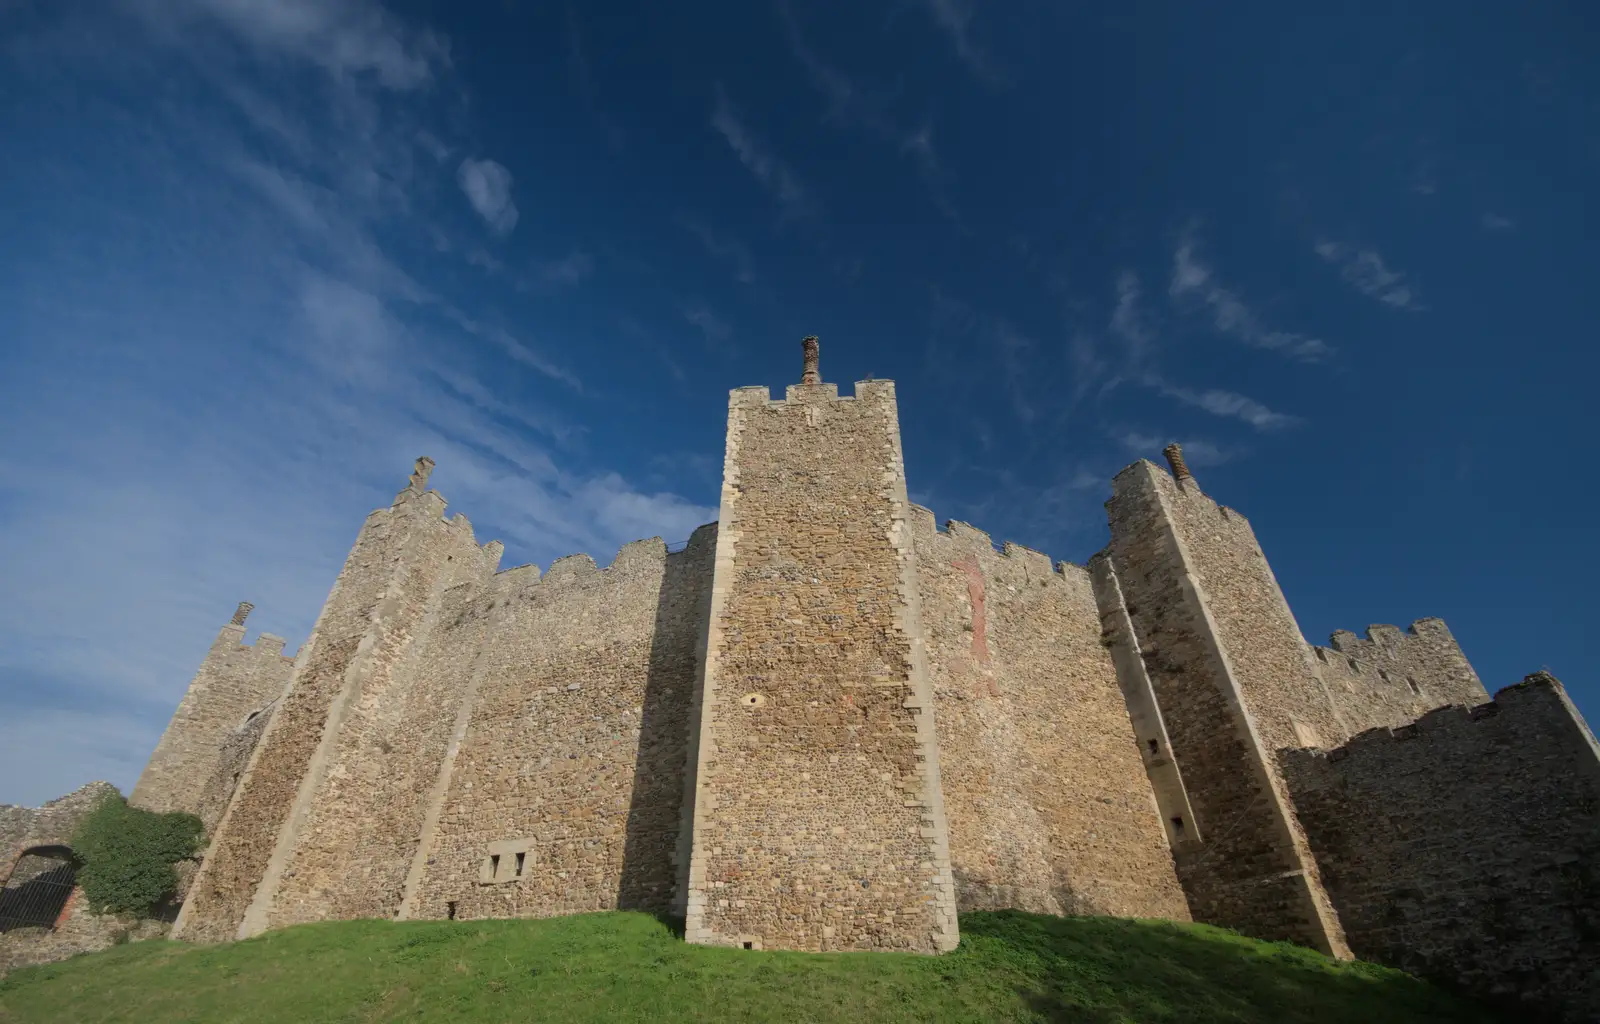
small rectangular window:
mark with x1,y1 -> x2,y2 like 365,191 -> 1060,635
489,854 -> 500,879
1147,738 -> 1158,755
1407,677 -> 1421,695
1171,816 -> 1185,835
515,852 -> 526,878
447,901 -> 458,920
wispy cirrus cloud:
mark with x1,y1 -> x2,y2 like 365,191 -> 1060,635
1170,236 -> 1332,362
675,214 -> 757,285
457,156 -> 520,236
1315,240 -> 1423,311
711,85 -> 816,221
141,0 -> 451,89
0,3 -> 708,805
916,0 -> 1004,87
1481,213 -> 1516,231
778,1 -> 943,182
1145,377 -> 1299,431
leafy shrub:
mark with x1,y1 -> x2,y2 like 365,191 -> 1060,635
69,794 -> 204,916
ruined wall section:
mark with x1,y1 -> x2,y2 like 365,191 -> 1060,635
909,508 -> 1187,921
1312,620 -> 1489,734
685,380 -> 958,954
1282,674 -> 1600,1023
2,783 -> 119,870
174,467 -> 479,943
129,610 -> 295,820
1104,459 -> 1347,955
191,700 -> 278,840
409,526 -> 716,923
258,507 -> 502,932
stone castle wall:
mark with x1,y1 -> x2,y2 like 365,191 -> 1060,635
255,498 -> 501,933
909,508 -> 1188,921
129,614 -> 295,820
1311,620 -> 1489,734
174,477 -> 498,942
1102,459 -> 1347,954
1282,674 -> 1600,1023
684,380 -> 958,953
407,526 -> 716,923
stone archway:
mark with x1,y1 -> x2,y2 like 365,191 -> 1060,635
0,846 -> 79,933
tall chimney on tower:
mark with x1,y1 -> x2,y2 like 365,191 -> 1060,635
800,335 -> 821,385
1163,443 -> 1193,485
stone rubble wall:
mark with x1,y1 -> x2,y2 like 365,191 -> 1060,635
173,487 -> 472,942
1312,619 -> 1490,734
408,525 -> 716,923
910,508 -> 1188,921
1282,674 -> 1600,1023
0,782 -> 145,978
1104,460 -> 1346,955
258,504 -> 502,932
684,381 -> 958,953
129,625 -> 295,819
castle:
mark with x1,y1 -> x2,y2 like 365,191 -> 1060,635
5,339 -> 1599,1020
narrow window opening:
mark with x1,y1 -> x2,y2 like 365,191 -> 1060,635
489,854 -> 500,879
514,852 -> 526,878
1146,738 -> 1159,755
1170,816 -> 1185,836
1314,648 -> 1327,663
447,901 -> 458,920
1379,669 -> 1391,683
1347,657 -> 1359,672
1407,677 -> 1421,695
742,941 -> 753,950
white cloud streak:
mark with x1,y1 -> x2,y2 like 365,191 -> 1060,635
1315,240 -> 1423,311
1147,379 -> 1299,431
1170,239 -> 1332,361
711,86 -> 816,221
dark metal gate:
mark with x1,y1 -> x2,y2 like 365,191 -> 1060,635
0,847 -> 79,933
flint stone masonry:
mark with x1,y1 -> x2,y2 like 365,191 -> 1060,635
129,619 -> 295,821
19,349 -> 1587,987
910,509 -> 1188,921
1312,620 -> 1489,734
1282,674 -> 1600,1023
408,526 -> 716,923
684,379 -> 959,954
1103,459 -> 1348,955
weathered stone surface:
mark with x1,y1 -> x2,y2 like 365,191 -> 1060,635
0,782 -> 156,977
912,510 -> 1188,921
129,618 -> 294,821
407,526 -> 715,923
684,379 -> 958,954
1283,674 -> 1600,1024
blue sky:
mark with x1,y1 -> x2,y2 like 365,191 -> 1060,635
1,0 -> 1594,806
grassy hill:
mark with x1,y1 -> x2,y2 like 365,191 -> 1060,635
0,910 -> 1496,1023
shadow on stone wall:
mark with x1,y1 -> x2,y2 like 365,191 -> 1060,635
616,532 -> 713,916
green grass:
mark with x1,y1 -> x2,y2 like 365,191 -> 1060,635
0,910 -> 1495,1023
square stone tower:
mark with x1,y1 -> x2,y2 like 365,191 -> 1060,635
683,338 -> 959,953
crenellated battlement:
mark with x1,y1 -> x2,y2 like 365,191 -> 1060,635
488,525 -> 719,597
907,504 -> 1084,585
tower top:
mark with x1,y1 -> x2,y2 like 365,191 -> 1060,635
800,335 -> 821,385
230,601 -> 254,627
409,456 -> 436,493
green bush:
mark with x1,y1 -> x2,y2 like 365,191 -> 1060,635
69,794 -> 204,917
